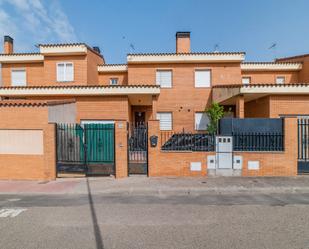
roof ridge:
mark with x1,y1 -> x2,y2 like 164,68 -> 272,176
0,52 -> 42,56
276,53 -> 309,61
242,61 -> 302,64
98,64 -> 127,67
0,85 -> 160,89
213,83 -> 309,88
127,51 -> 246,56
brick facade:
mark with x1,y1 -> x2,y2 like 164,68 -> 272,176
0,105 -> 56,180
0,33 -> 308,179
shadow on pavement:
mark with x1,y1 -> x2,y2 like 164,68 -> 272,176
86,177 -> 104,249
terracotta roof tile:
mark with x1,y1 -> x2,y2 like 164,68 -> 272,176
0,99 -> 75,107
127,52 -> 246,56
0,52 -> 41,56
0,85 -> 159,90
213,83 -> 309,88
276,54 -> 309,61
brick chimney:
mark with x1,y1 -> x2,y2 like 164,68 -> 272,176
176,32 -> 191,53
4,36 -> 13,54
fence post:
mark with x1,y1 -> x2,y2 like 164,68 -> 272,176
148,120 -> 160,176
115,120 -> 128,178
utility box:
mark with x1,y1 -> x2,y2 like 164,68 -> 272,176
233,155 -> 243,169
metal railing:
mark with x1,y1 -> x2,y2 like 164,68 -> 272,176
161,131 -> 215,151
232,132 -> 284,151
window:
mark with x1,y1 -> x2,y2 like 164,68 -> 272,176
156,70 -> 172,88
57,62 -> 74,82
110,78 -> 118,85
195,112 -> 210,130
156,112 -> 172,130
195,70 -> 211,88
242,77 -> 251,85
276,76 -> 285,84
11,69 -> 26,86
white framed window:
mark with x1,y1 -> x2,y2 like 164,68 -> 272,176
276,76 -> 285,84
195,69 -> 211,88
242,77 -> 251,85
110,78 -> 118,85
195,112 -> 210,130
156,112 -> 172,131
156,70 -> 172,88
11,69 -> 26,86
57,62 -> 74,82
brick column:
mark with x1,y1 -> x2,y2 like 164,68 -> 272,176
115,120 -> 128,178
236,95 -> 245,118
151,95 -> 158,120
284,117 -> 298,176
147,120 -> 160,176
44,123 -> 56,180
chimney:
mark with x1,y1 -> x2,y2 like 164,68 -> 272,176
176,32 -> 191,53
92,46 -> 101,54
4,36 -> 13,54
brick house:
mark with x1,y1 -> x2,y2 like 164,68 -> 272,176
0,32 -> 308,179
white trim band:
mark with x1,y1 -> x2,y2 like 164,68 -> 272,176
0,86 -> 160,97
241,63 -> 302,71
127,53 -> 245,64
39,45 -> 87,55
98,65 -> 128,72
0,54 -> 44,63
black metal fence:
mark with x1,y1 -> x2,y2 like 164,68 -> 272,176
161,132 -> 215,151
128,123 -> 148,175
298,119 -> 309,161
232,132 -> 284,151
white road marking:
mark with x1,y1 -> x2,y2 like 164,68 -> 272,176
7,198 -> 21,202
0,208 -> 26,218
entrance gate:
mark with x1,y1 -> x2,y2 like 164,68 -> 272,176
128,123 -> 148,175
56,123 -> 115,176
298,119 -> 309,174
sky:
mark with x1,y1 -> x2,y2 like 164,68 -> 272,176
0,0 -> 308,64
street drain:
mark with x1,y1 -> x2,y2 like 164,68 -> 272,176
38,181 -> 49,184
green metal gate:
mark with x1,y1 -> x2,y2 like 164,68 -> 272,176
56,123 -> 115,176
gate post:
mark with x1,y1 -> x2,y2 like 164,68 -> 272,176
147,120 -> 160,176
115,120 -> 128,178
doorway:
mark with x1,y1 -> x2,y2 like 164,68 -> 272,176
134,111 -> 146,126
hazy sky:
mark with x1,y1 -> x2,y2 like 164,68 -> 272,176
0,0 -> 308,63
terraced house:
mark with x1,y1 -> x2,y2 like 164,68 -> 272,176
0,32 -> 308,180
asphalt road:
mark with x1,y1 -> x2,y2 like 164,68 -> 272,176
1,190 -> 309,249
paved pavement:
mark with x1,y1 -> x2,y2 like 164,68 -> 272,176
1,175 -> 309,195
0,176 -> 309,249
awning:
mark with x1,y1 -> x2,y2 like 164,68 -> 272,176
213,83 -> 309,104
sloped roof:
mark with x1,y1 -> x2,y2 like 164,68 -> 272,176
0,99 -> 75,107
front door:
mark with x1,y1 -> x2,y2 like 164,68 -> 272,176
134,112 -> 145,126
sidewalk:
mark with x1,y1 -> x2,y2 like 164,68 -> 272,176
1,176 -> 309,195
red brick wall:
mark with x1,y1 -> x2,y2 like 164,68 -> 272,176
277,55 -> 309,82
242,71 -> 299,84
43,55 -> 87,85
1,62 -> 44,87
75,96 -> 129,122
245,96 -> 271,118
115,120 -> 128,178
148,118 -> 297,177
0,106 -> 56,180
98,72 -> 128,85
148,120 -> 213,177
128,63 -> 241,131
270,95 -> 309,117
239,117 -> 297,176
87,49 -> 104,85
